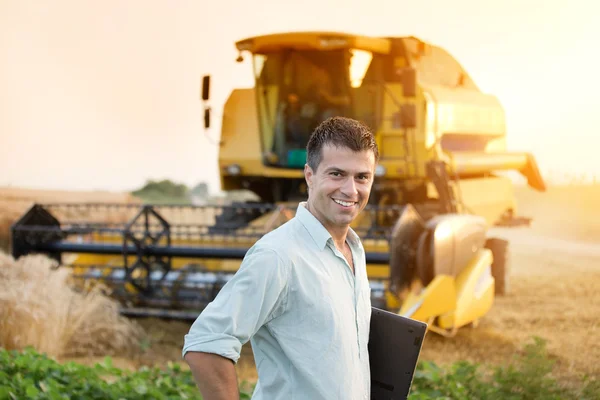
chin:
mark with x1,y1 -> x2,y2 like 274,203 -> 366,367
335,214 -> 357,226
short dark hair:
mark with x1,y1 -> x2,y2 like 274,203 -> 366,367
306,117 -> 379,171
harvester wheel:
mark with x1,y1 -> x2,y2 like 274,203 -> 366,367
485,238 -> 510,295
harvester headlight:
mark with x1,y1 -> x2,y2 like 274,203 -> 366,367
375,165 -> 387,177
226,164 -> 241,175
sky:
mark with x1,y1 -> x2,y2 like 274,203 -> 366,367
1,0 -> 598,193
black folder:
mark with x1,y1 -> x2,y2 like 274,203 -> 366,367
368,307 -> 428,399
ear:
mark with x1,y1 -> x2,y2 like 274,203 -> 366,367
304,163 -> 313,189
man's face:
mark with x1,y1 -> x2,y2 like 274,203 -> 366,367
304,144 -> 376,232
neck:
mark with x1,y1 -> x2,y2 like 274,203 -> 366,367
328,226 -> 349,249
305,201 -> 349,247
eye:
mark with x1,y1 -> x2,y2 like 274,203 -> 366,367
330,171 -> 341,177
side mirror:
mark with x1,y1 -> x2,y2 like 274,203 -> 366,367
402,67 -> 417,97
201,75 -> 211,101
204,107 -> 211,129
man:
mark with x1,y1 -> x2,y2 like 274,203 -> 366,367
312,65 -> 351,118
285,66 -> 351,147
302,65 -> 351,125
183,116 -> 379,400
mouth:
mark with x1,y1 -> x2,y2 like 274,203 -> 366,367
332,198 -> 358,208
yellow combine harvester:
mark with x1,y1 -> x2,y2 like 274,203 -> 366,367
11,32 -> 545,335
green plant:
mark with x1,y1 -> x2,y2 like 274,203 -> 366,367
1,339 -> 598,400
580,375 -> 600,400
490,336 -> 565,399
0,347 -> 253,399
410,336 -> 597,400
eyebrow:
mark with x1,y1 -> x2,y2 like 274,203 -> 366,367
325,167 -> 372,176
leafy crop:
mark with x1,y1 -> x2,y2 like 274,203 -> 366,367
0,347 -> 252,400
410,337 -> 598,400
1,337 -> 598,399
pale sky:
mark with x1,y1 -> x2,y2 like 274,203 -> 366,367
1,0 -> 598,193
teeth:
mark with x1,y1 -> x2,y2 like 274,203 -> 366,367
334,199 -> 354,207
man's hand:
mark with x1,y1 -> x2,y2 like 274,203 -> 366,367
184,352 -> 239,400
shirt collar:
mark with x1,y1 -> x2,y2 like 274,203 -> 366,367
295,202 -> 361,251
346,226 -> 361,249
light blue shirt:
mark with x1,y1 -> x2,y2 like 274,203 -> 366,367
182,202 -> 372,399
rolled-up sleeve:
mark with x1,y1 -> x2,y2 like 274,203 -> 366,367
182,245 -> 289,363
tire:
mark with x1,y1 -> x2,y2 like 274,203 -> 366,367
485,238 -> 510,295
388,204 -> 426,294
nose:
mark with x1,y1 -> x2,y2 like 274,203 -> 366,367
340,177 -> 358,198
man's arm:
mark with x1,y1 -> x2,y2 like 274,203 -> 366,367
182,246 -> 289,396
184,352 -> 238,400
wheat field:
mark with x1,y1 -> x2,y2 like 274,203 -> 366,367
0,251 -> 145,358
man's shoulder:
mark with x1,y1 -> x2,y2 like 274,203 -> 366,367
251,217 -> 305,258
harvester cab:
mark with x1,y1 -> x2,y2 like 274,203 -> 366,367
11,32 -> 545,335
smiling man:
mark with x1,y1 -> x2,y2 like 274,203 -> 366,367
183,116 -> 379,400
